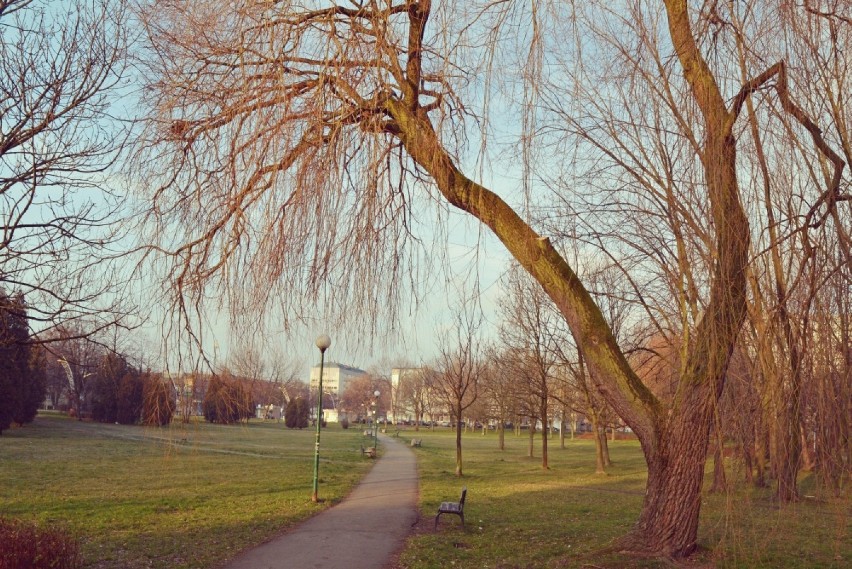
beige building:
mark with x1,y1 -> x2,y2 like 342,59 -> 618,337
309,363 -> 366,396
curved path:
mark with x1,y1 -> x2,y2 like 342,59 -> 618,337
221,434 -> 418,569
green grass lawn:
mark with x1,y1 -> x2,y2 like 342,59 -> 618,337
396,428 -> 850,569
0,412 -> 374,569
2,416 -> 849,568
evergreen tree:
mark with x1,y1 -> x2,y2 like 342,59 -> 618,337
90,353 -> 131,423
0,291 -> 42,433
0,291 -> 17,434
116,371 -> 144,425
14,345 -> 47,426
285,397 -> 309,429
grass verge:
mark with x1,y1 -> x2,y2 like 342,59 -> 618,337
396,428 -> 850,569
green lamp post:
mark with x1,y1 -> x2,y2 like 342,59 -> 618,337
311,334 -> 331,503
373,390 -> 380,450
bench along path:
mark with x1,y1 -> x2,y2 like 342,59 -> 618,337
220,434 -> 418,569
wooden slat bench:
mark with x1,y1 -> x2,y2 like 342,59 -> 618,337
410,438 -> 422,447
435,487 -> 466,529
360,444 -> 376,458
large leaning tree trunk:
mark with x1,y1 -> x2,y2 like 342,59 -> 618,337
385,1 -> 749,555
135,0 -> 842,559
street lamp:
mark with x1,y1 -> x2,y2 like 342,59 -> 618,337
311,334 -> 331,503
373,390 -> 380,450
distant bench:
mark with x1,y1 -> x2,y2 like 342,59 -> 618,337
435,487 -> 466,529
410,438 -> 422,447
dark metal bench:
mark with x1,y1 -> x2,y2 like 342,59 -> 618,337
435,487 -> 466,529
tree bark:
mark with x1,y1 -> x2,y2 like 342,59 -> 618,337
624,420 -> 710,557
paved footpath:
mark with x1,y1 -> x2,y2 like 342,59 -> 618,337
221,434 -> 418,569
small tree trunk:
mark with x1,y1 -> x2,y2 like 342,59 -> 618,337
800,425 -> 815,471
775,414 -> 801,502
755,425 -> 768,487
709,441 -> 726,493
742,440 -> 755,485
591,415 -> 606,474
541,405 -> 549,469
600,427 -> 611,467
455,404 -> 464,477
528,422 -> 536,458
498,422 -> 505,450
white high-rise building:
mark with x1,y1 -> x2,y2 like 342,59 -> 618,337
309,363 -> 366,396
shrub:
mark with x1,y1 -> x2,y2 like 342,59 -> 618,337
142,375 -> 175,427
0,516 -> 81,569
284,397 -> 309,429
89,355 -> 143,425
340,418 -> 349,429
116,372 -> 144,425
202,376 -> 252,424
89,373 -> 118,423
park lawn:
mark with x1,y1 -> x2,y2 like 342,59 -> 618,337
0,412 -> 374,569
396,428 -> 850,569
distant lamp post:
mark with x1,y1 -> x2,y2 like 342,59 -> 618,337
373,390 -> 381,450
311,334 -> 331,503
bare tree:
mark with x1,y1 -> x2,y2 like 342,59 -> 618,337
134,0 -> 851,557
395,367 -> 430,429
1,0 -> 134,338
496,265 -> 560,469
481,352 -> 518,451
45,324 -> 104,418
433,308 -> 482,477
341,372 -> 390,422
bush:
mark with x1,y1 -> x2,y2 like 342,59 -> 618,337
202,376 -> 252,424
0,517 -> 81,569
116,373 -> 144,425
284,397 -> 309,429
89,355 -> 143,425
142,375 -> 175,427
340,418 -> 349,429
